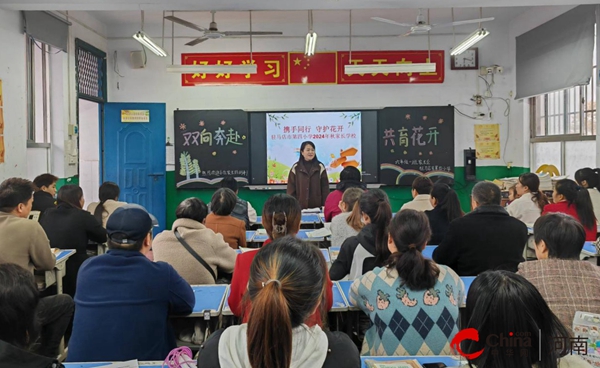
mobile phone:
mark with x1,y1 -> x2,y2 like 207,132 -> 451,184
422,364 -> 447,368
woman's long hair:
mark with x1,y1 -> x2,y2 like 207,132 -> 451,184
262,194 -> 302,240
343,187 -> 364,231
359,189 -> 393,266
57,185 -> 83,209
518,173 -> 548,212
246,237 -> 327,368
94,182 -> 120,223
430,183 -> 463,222
554,179 -> 596,229
464,271 -> 571,368
386,209 -> 439,290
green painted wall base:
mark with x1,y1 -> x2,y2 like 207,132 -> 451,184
165,166 -> 528,229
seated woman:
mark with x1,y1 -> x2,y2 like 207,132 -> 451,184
324,166 -> 365,222
87,182 -> 127,228
198,237 -> 360,368
32,173 -> 58,217
330,187 -> 364,247
350,209 -> 464,356
459,270 -> 591,368
575,167 -> 600,222
425,183 -> 463,245
40,185 -> 107,297
153,198 -> 237,285
228,194 -> 333,326
0,263 -> 62,368
543,179 -> 597,241
205,188 -> 247,249
507,173 -> 547,225
330,189 -> 393,280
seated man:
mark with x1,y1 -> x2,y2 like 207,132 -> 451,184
32,173 -> 58,216
433,181 -> 527,276
67,205 -> 195,362
218,176 -> 257,228
400,176 -> 433,211
0,177 -> 73,358
0,263 -> 63,367
518,213 -> 600,328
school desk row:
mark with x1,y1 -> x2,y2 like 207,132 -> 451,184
63,355 -> 467,368
35,249 -> 76,294
182,276 -> 476,320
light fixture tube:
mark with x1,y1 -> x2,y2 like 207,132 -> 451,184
166,64 -> 258,74
344,63 -> 436,75
305,32 -> 317,56
450,28 -> 489,56
133,31 -> 168,57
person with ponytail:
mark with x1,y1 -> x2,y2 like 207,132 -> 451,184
330,187 -> 364,247
543,179 -> 597,241
350,210 -> 464,356
329,189 -> 393,280
228,194 -> 333,325
507,173 -> 548,225
424,183 -> 463,244
198,237 -> 360,368
87,182 -> 126,228
575,167 -> 600,222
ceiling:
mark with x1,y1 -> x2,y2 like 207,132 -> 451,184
91,7 -> 528,28
0,0 -> 595,11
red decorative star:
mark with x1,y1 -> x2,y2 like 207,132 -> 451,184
199,121 -> 205,126
179,123 -> 186,130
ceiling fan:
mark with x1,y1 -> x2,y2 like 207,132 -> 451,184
372,9 -> 494,37
165,11 -> 283,46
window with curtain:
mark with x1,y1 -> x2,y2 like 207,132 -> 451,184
529,28 -> 597,178
26,37 -> 55,144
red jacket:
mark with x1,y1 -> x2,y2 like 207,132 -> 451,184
542,201 -> 597,241
228,245 -> 333,326
324,190 -> 343,222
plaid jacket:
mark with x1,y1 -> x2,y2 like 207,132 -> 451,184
518,259 -> 600,328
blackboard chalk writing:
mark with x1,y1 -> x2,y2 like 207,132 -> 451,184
226,128 -> 242,145
426,127 -> 439,146
201,170 -> 247,176
383,129 -> 395,146
183,132 -> 200,146
201,129 -> 212,145
399,127 -> 409,147
215,128 -> 226,145
411,126 -> 426,146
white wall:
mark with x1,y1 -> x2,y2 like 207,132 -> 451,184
106,12 -> 525,169
0,9 -> 28,179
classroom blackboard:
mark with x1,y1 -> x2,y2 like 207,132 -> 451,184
174,110 -> 250,189
378,106 -> 454,186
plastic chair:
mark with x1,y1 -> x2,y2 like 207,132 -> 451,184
535,164 -> 560,177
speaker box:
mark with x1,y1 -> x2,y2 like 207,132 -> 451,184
464,149 -> 476,182
130,51 -> 145,69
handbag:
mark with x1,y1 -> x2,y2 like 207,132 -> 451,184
174,228 -> 217,282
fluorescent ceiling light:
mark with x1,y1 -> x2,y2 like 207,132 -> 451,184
305,32 -> 317,56
166,64 -> 258,74
344,63 -> 436,75
450,28 -> 489,56
133,31 -> 168,57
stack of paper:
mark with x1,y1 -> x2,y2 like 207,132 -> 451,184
306,228 -> 332,238
538,173 -> 553,191
496,177 -> 518,190
302,207 -> 322,213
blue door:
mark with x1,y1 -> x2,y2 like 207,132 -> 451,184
103,103 -> 166,233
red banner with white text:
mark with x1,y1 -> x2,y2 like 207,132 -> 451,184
181,50 -> 444,86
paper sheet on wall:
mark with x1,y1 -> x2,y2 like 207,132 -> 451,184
0,79 -> 3,106
0,107 -> 4,135
474,124 -> 500,159
166,145 -> 175,165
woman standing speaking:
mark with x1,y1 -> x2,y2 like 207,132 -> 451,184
287,141 -> 330,209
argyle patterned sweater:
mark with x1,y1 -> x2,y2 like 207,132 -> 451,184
350,265 -> 464,356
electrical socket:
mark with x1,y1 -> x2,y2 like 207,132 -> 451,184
474,112 -> 486,120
